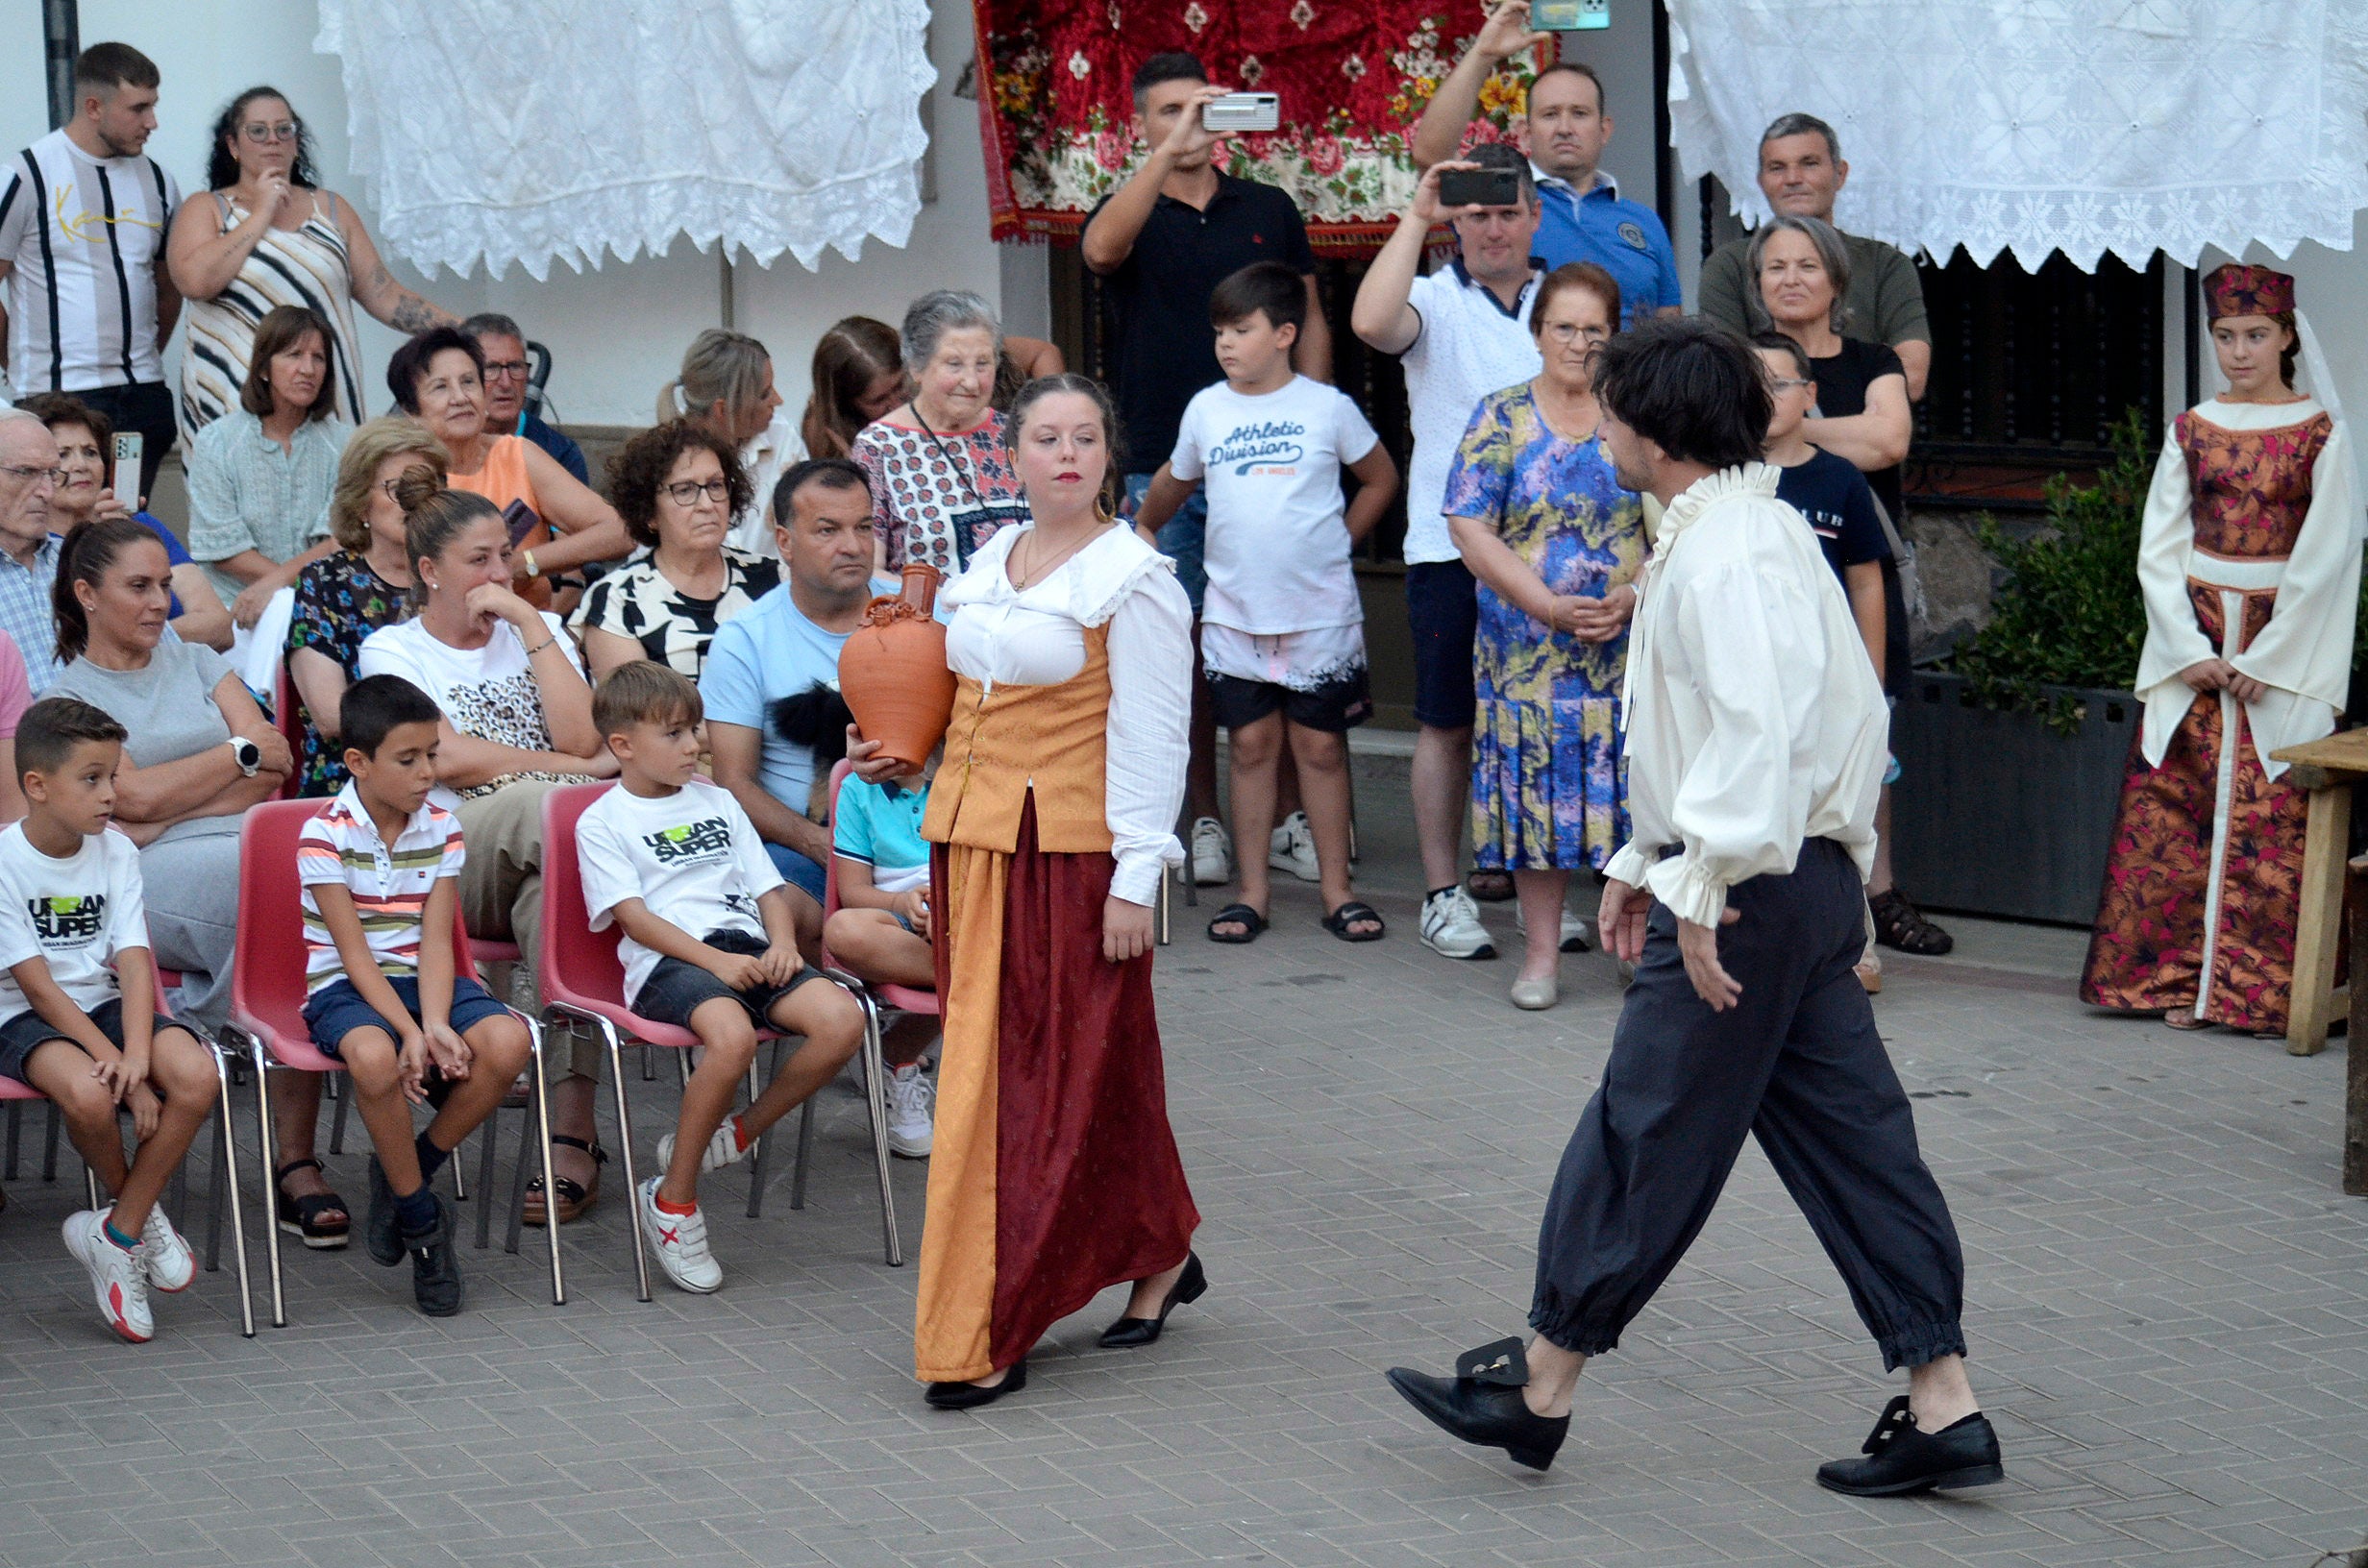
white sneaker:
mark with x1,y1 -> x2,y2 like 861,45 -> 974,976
885,1063 -> 936,1159
140,1207 -> 195,1293
1269,811 -> 1320,883
1420,887 -> 1496,960
1191,817 -> 1234,886
655,1118 -> 749,1178
1516,905 -> 1593,954
634,1177 -> 723,1294
62,1208 -> 154,1342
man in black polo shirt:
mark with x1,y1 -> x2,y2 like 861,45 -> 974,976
1084,51 -> 1331,885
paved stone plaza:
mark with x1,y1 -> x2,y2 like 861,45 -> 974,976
2,760 -> 2365,1567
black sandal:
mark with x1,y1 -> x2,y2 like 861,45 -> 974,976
273,1157 -> 351,1250
523,1135 -> 606,1227
1467,870 -> 1516,903
1322,901 -> 1387,943
1869,889 -> 1954,956
1207,903 -> 1267,943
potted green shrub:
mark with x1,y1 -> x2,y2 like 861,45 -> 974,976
1888,412 -> 2152,924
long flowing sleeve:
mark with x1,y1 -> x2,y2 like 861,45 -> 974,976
1102,566 -> 1193,906
2230,421 -> 2360,775
1640,553 -> 1860,928
2132,429 -> 2212,767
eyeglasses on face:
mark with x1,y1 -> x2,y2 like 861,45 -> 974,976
241,121 -> 299,144
1541,322 -> 1607,345
1765,377 -> 1815,393
663,478 -> 733,507
0,463 -> 64,487
481,360 -> 531,380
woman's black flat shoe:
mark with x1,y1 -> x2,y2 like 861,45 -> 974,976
1098,1252 -> 1207,1347
925,1359 -> 1026,1409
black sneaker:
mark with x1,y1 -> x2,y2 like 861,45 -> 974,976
403,1197 -> 464,1317
364,1156 -> 404,1267
1815,1395 -> 2004,1496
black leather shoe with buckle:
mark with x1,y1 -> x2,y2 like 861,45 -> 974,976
1815,1395 -> 2005,1496
1384,1336 -> 1569,1472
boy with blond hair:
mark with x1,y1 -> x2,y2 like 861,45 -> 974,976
578,662 -> 864,1293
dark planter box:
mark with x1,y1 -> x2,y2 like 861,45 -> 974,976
1888,672 -> 2137,925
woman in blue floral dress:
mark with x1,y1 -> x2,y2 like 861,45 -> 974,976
285,416 -> 433,796
1444,264 -> 1645,1010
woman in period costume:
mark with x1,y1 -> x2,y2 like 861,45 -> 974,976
881,373 -> 1203,1408
2082,264 -> 2360,1036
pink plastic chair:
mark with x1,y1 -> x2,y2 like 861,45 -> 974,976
0,945 -> 256,1336
535,781 -> 900,1301
224,799 -> 560,1327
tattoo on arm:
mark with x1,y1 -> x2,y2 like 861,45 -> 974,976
388,294 -> 441,332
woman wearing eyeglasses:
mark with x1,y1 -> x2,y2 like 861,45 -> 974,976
569,421 -> 780,681
1443,262 -> 1644,1012
166,86 -> 457,440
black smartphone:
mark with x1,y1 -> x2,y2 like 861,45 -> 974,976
502,498 -> 543,549
1439,166 -> 1521,209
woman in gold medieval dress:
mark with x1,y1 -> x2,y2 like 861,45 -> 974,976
854,374 -> 1205,1409
2082,264 -> 2359,1035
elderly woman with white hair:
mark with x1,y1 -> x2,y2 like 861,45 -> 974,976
851,290 -> 1033,576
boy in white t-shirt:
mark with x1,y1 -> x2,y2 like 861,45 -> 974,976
576,663 -> 864,1295
0,698 -> 214,1343
1136,260 -> 1399,945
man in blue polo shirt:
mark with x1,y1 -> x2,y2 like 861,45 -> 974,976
1411,2 -> 1680,326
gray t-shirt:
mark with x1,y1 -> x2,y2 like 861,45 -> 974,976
50,641 -> 245,849
1697,229 -> 1930,348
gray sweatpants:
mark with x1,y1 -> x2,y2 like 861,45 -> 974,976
139,819 -> 243,1032
1530,837 -> 1968,1372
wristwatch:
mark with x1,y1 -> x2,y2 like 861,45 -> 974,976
226,736 -> 261,777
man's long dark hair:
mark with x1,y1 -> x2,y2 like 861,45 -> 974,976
1591,318 -> 1771,473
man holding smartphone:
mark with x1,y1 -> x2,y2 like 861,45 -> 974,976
1082,51 -> 1333,887
1411,2 -> 1680,327
0,44 -> 182,504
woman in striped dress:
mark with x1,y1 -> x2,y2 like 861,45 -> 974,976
166,86 -> 456,441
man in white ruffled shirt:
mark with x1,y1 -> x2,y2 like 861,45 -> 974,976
1386,320 -> 2003,1500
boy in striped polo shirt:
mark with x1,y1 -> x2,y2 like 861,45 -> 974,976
298,674 -> 532,1315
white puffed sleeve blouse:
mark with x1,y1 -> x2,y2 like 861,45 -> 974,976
939,523 -> 1192,904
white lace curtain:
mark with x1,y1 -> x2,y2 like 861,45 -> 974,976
1666,0 -> 2368,270
315,0 -> 937,280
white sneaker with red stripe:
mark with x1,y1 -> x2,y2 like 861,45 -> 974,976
62,1209 -> 154,1343
141,1207 -> 195,1292
634,1177 -> 723,1293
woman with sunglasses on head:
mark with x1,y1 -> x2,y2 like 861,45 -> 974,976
167,86 -> 457,440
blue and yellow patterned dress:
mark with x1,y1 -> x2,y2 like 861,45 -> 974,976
1443,383 -> 1645,871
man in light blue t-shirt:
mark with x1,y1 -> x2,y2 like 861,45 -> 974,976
704,457 -> 887,953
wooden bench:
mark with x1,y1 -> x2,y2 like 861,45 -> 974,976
2268,730 -> 2368,1056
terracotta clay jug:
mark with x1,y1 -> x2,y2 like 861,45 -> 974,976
838,562 -> 956,772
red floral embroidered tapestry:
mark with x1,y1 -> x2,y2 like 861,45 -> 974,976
971,2 -> 1539,254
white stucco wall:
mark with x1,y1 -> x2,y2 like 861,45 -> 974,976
2,0 -> 1039,429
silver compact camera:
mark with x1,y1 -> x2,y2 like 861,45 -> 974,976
1203,92 -> 1280,133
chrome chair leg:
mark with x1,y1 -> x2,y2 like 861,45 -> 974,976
4,1099 -> 17,1179
583,1013 -> 648,1302
472,1095 -> 499,1251
788,1093 -> 815,1213
847,986 -> 900,1265
210,1046 -> 255,1337
747,1037 -> 786,1220
328,1072 -> 350,1154
524,1019 -> 563,1305
42,1098 -> 61,1179
250,1037 -> 286,1329
85,1166 -> 101,1211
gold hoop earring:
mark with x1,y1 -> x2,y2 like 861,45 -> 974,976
1094,494 -> 1116,524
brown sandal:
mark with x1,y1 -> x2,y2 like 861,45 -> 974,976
2162,1009 -> 2214,1033
522,1135 -> 605,1227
